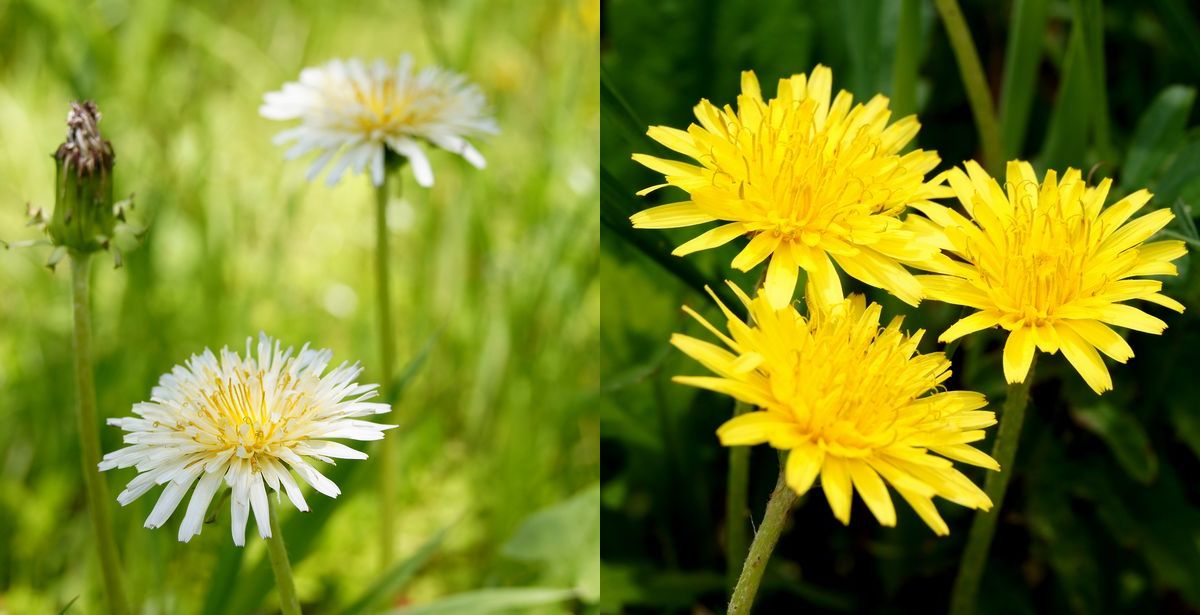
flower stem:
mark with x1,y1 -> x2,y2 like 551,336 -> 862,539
725,401 -> 751,592
70,252 -> 131,615
948,358 -> 1036,615
373,175 -> 398,566
727,460 -> 797,615
934,0 -> 1003,175
267,501 -> 302,615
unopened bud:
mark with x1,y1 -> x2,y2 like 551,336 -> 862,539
48,101 -> 116,253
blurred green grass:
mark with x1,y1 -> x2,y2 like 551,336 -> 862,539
0,0 -> 599,613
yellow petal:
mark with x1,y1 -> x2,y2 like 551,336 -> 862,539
646,126 -> 701,158
1002,327 -> 1036,384
1063,303 -> 1166,334
669,334 -> 741,377
716,411 -> 791,446
764,248 -> 799,309
821,457 -> 853,525
893,487 -> 949,535
672,376 -> 774,408
832,247 -> 923,306
848,461 -> 896,526
731,232 -> 780,271
631,153 -> 704,178
673,223 -> 746,256
785,441 -> 825,495
939,311 -> 1001,343
1056,325 -> 1113,394
1143,292 -> 1185,313
930,444 -> 1000,471
804,250 -> 844,307
918,275 -> 992,309
629,202 -> 714,229
1061,320 -> 1132,362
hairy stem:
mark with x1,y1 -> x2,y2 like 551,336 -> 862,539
70,252 -> 131,615
267,501 -> 302,615
949,358 -> 1037,615
727,461 -> 797,615
725,401 -> 751,592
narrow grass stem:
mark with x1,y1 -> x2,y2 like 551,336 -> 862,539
949,358 -> 1037,615
934,0 -> 1003,174
725,401 -> 751,592
727,459 -> 797,615
70,252 -> 131,615
892,0 -> 922,120
267,502 -> 303,615
373,174 -> 398,567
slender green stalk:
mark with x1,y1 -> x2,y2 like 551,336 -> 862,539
725,401 -> 751,592
373,174 -> 398,566
266,501 -> 302,615
891,0 -> 922,120
934,0 -> 1003,174
728,461 -> 797,615
70,252 -> 131,615
948,358 -> 1037,615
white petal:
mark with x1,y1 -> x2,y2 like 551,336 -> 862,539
178,467 -> 226,542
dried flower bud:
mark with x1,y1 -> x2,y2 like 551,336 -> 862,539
48,101 -> 117,253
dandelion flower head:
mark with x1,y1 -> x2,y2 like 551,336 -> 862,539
100,334 -> 395,546
631,65 -> 948,309
672,283 -> 996,534
913,160 -> 1186,394
261,55 -> 498,187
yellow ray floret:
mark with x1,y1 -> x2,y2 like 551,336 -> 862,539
911,160 -> 1187,394
673,283 -> 998,535
631,65 -> 951,309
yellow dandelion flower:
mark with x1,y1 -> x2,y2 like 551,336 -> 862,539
911,160 -> 1187,394
672,283 -> 997,535
631,65 -> 949,309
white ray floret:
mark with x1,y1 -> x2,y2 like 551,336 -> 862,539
261,55 -> 498,187
100,334 -> 395,546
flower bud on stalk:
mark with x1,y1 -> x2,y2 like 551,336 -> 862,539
50,101 -> 115,251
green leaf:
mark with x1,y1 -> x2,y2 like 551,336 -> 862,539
57,596 -> 78,615
1168,398 -> 1200,461
890,0 -> 923,119
999,0 -> 1051,158
1039,13 -> 1093,170
335,522 -> 454,615
501,484 -> 600,602
1071,401 -> 1157,483
1153,137 -> 1200,206
1122,85 -> 1196,189
387,587 -> 577,614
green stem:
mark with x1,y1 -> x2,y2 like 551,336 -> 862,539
891,0 -> 922,120
727,462 -> 797,615
948,358 -> 1037,615
266,501 -> 302,615
725,401 -> 751,592
374,175 -> 398,566
70,252 -> 131,615
934,0 -> 1003,175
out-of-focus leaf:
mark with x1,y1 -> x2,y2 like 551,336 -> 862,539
502,484 -> 600,602
999,0 -> 1051,158
890,0 -> 922,119
1168,399 -> 1200,461
1152,0 -> 1200,79
1076,465 -> 1200,605
1027,487 -> 1101,615
1077,0 -> 1112,160
1121,85 -> 1196,189
1153,138 -> 1200,206
1071,401 -> 1157,483
1039,17 -> 1092,170
387,587 -> 577,614
56,596 -> 78,615
335,523 -> 454,615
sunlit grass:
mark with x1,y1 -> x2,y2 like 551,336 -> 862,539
0,0 -> 598,612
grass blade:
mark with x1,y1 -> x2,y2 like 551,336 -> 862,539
891,0 -> 922,119
934,0 -> 1003,174
1038,16 -> 1092,170
998,0 -> 1050,158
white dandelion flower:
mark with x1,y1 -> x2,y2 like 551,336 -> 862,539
261,55 -> 498,188
99,334 -> 395,546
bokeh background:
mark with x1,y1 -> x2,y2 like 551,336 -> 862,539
0,0 -> 599,613
602,0 -> 1200,613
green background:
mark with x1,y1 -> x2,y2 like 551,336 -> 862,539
602,0 -> 1200,613
0,0 -> 599,613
